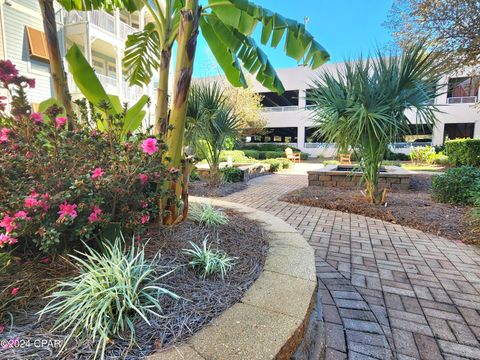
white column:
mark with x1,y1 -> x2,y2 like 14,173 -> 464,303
297,125 -> 306,151
139,8 -> 146,30
115,46 -> 123,100
114,9 -> 121,37
298,89 -> 307,109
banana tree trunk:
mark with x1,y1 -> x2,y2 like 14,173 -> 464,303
162,0 -> 200,224
39,0 -> 74,120
153,48 -> 171,135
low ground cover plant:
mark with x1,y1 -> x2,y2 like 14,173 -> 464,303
221,167 -> 244,183
188,203 -> 229,226
445,138 -> 480,167
431,166 -> 480,205
183,236 -> 236,279
38,237 -> 179,359
410,146 -> 449,165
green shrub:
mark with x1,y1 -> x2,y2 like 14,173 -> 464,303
219,150 -> 253,163
240,144 -> 301,152
241,149 -> 261,159
445,138 -> 480,167
183,236 -> 236,279
431,166 -> 480,204
221,167 -> 244,183
382,160 -> 401,166
265,151 -> 285,159
38,237 -> 179,359
189,170 -> 200,181
324,160 -> 340,166
432,154 -> 450,165
188,203 -> 229,226
384,149 -> 410,161
409,146 -> 437,164
263,158 -> 291,171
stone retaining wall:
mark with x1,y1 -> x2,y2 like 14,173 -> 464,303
148,197 -> 317,360
308,165 -> 411,190
196,163 -> 271,182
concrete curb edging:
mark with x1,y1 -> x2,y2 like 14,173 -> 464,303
148,196 -> 318,360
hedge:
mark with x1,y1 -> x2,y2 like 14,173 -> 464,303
431,166 -> 480,204
445,138 -> 480,167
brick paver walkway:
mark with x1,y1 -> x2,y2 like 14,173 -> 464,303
222,174 -> 480,360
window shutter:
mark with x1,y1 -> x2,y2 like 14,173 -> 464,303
26,26 -> 49,62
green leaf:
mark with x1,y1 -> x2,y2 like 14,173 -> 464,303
57,0 -> 141,12
207,0 -> 329,68
123,23 -> 161,87
122,95 -> 149,137
65,44 -> 111,110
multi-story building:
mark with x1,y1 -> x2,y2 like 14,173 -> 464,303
0,0 -> 151,109
248,65 -> 480,157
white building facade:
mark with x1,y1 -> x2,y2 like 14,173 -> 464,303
249,65 -> 480,157
0,0 -> 152,109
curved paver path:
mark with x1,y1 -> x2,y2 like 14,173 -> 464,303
222,174 -> 480,360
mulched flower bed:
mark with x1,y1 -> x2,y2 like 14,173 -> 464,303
0,210 -> 267,359
189,180 -> 248,197
280,174 -> 477,243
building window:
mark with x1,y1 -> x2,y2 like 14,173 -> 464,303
444,123 -> 475,141
305,89 -> 316,107
447,77 -> 479,103
259,90 -> 299,108
305,126 -> 327,143
248,127 -> 298,143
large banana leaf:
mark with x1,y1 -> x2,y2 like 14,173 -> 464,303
123,23 -> 161,87
207,0 -> 329,69
121,95 -> 148,137
201,16 -> 284,93
65,44 -> 112,110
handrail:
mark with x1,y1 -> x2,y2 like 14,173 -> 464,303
261,106 -> 299,112
447,96 -> 477,104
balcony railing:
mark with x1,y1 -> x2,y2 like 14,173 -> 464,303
304,143 -> 335,148
64,10 -> 137,40
447,96 -> 477,104
390,142 -> 432,149
97,74 -> 117,94
261,106 -> 299,112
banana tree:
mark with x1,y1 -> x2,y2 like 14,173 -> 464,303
58,0 -> 330,224
39,0 -> 74,120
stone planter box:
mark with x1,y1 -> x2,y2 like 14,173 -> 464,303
196,163 -> 271,182
307,165 -> 411,190
148,197 -> 317,360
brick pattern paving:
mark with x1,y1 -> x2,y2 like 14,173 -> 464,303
222,174 -> 480,360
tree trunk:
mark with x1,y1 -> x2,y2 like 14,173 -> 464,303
39,0 -> 74,120
153,48 -> 172,135
162,0 -> 200,224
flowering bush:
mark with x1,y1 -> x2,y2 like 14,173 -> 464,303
0,61 -> 179,254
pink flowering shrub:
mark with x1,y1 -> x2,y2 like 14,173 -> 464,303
0,61 -> 179,254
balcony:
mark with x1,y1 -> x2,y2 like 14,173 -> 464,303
261,106 -> 299,112
64,10 -> 137,40
446,96 -> 477,104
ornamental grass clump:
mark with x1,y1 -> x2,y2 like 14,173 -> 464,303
38,237 -> 179,360
183,236 -> 236,279
188,203 -> 229,226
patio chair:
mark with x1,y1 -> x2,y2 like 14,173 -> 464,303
285,147 -> 301,163
339,151 -> 352,165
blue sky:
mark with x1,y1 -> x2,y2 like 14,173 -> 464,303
193,0 -> 395,77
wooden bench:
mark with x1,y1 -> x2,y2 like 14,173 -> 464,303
285,147 -> 301,163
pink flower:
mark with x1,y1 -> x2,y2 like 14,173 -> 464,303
0,128 -> 9,143
141,138 -> 158,156
58,201 -> 77,220
55,116 -> 67,129
0,324 -> 5,333
39,257 -> 50,264
0,60 -> 19,84
14,211 -> 30,221
30,112 -> 43,124
140,201 -> 148,209
141,215 -> 150,224
88,206 -> 102,223
0,215 -> 17,233
0,233 -> 17,247
139,173 -> 149,185
10,287 -> 19,296
24,192 -> 40,208
91,167 -> 104,179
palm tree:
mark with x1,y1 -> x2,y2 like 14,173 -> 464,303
58,0 -> 329,223
39,0 -> 73,119
186,82 -> 239,185
308,45 -> 446,204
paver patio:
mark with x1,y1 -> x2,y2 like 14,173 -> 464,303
222,173 -> 480,360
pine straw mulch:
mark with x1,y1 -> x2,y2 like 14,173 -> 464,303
280,174 -> 478,244
0,210 -> 267,359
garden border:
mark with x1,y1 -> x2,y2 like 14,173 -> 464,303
147,196 -> 317,360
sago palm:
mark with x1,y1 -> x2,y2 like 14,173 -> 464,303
58,0 -> 330,224
186,82 -> 240,185
308,44 -> 446,204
